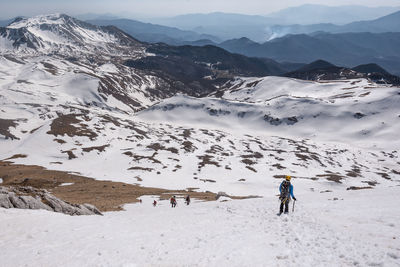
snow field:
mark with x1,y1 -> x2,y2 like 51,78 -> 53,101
1,187 -> 399,266
139,77 -> 400,149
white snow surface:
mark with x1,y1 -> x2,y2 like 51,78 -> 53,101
59,182 -> 74,186
1,14 -> 146,57
1,65 -> 399,196
139,76 -> 400,149
1,188 -> 399,266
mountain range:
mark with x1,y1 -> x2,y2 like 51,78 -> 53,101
77,8 -> 400,77
218,32 -> 400,76
146,5 -> 399,41
265,4 -> 399,25
268,10 -> 400,38
87,18 -> 221,45
77,5 -> 400,43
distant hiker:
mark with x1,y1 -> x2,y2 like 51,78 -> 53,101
185,195 -> 191,205
279,175 -> 296,215
153,200 -> 157,207
170,196 -> 177,208
139,199 -> 142,204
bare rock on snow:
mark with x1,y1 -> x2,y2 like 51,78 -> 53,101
216,191 -> 229,200
0,186 -> 102,216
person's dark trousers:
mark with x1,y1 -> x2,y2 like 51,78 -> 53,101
280,200 -> 289,213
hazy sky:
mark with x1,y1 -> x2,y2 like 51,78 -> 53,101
1,0 -> 400,18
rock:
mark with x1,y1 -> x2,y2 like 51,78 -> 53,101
216,191 -> 229,200
0,186 -> 102,216
0,192 -> 14,208
20,195 -> 53,211
80,204 -> 102,215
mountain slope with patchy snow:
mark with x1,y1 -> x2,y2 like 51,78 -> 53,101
1,14 -> 143,55
0,13 -> 400,267
1,71 -> 399,196
140,76 -> 400,149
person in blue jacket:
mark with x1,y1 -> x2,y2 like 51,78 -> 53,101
279,175 -> 296,215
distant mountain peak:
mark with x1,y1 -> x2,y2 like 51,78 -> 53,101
7,13 -> 71,29
297,59 -> 337,72
353,63 -> 390,75
1,14 -> 142,55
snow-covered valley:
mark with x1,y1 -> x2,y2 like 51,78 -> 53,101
0,14 -> 399,266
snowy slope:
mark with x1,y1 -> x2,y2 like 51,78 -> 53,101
0,54 -> 168,112
140,76 -> 400,149
0,14 -> 143,55
1,77 -> 399,196
1,188 -> 399,266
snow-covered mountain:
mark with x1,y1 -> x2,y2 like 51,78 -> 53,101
1,14 -> 143,55
140,76 -> 400,148
2,68 -> 399,195
0,14 -> 171,112
1,13 -> 399,196
1,14 -> 400,266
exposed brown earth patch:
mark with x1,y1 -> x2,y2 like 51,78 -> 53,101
199,179 -> 216,183
273,174 -> 288,179
246,166 -> 257,173
147,143 -> 178,154
376,172 -> 391,180
47,114 -> 98,140
123,151 -> 162,165
42,62 -> 58,75
197,154 -> 220,170
346,165 -> 362,177
241,159 -> 256,165
182,140 -> 197,153
241,152 -> 263,159
316,173 -> 345,183
128,166 -> 153,172
62,150 -> 77,160
54,138 -> 67,144
4,154 -> 27,160
0,118 -> 19,140
0,160 -> 226,212
362,180 -> 378,186
272,163 -> 286,170
180,129 -> 192,139
82,144 -> 110,153
346,186 -> 373,190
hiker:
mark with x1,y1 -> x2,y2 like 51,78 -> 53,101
279,175 -> 296,215
185,195 -> 190,205
170,196 -> 177,208
153,200 -> 157,207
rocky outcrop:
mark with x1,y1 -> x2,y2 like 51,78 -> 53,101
0,186 -> 102,216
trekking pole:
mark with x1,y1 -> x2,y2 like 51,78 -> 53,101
292,200 -> 296,213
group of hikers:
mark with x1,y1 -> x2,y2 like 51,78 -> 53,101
150,195 -> 191,207
144,176 -> 296,215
